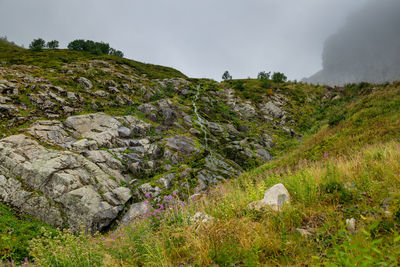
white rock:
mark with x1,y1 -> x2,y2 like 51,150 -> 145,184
191,212 -> 214,224
296,228 -> 312,237
247,183 -> 290,211
346,218 -> 356,232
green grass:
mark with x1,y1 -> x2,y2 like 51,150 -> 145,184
0,40 -> 186,80
0,204 -> 55,262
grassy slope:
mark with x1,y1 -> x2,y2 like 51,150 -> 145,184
0,204 -> 54,263
26,82 -> 400,266
0,40 -> 187,80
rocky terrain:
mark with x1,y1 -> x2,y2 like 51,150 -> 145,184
0,41 -> 324,233
2,38 -> 400,266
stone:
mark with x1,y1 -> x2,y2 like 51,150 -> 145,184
0,104 -> 18,116
165,136 -> 200,155
260,101 -> 284,120
77,77 -> 93,90
157,173 -> 175,190
137,103 -> 157,115
189,128 -> 201,135
247,183 -> 290,211
120,202 -> 151,225
255,148 -> 272,162
134,183 -> 162,200
26,120 -> 76,147
346,218 -> 356,232
67,91 -> 78,101
94,90 -> 109,97
296,228 -> 312,237
118,127 -> 131,138
65,113 -> 122,147
191,212 -> 214,224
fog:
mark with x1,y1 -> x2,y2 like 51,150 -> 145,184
0,0 -> 368,80
306,0 -> 400,85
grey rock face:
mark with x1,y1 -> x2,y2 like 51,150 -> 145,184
118,127 -> 131,138
26,120 -> 76,148
259,101 -> 284,121
0,134 -> 130,233
164,136 -> 201,164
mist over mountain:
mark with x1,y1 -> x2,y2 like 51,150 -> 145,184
306,0 -> 400,85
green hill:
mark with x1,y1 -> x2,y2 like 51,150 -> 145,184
1,41 -> 400,266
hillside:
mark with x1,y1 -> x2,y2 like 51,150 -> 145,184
25,81 -> 400,266
1,41 -> 400,266
0,41 -> 324,262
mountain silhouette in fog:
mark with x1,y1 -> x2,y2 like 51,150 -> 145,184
305,0 -> 400,85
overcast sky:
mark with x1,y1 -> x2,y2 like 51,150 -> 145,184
0,0 -> 367,80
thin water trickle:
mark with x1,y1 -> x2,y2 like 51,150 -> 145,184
192,85 -> 211,154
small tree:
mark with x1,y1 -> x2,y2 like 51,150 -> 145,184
257,71 -> 271,80
29,38 -> 46,51
222,71 -> 232,81
46,40 -> 59,49
67,39 -> 86,51
109,48 -> 124,58
272,72 -> 287,83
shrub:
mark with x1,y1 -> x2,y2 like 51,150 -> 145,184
29,38 -> 46,51
109,48 -> 124,58
67,39 -> 123,57
257,71 -> 271,80
272,72 -> 287,83
46,40 -> 59,49
222,71 -> 232,81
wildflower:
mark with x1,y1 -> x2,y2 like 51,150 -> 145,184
324,152 -> 328,158
145,193 -> 151,198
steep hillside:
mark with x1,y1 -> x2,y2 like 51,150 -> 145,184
24,81 -> 400,266
0,43 -> 327,261
1,40 -> 400,265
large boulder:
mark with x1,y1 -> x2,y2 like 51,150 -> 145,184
77,77 -> 93,90
247,183 -> 290,211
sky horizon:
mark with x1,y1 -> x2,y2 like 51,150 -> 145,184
0,0 -> 368,81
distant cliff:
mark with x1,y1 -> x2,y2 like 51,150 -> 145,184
305,0 -> 400,85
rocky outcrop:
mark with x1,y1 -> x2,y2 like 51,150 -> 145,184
0,57 -> 298,232
0,134 -> 130,233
